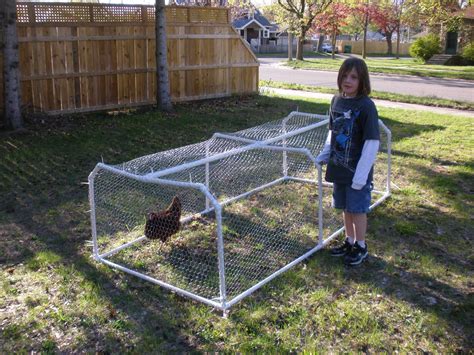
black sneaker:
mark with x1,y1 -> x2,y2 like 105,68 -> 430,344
344,242 -> 368,266
330,239 -> 353,257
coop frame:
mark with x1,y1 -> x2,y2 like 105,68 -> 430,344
88,112 -> 392,312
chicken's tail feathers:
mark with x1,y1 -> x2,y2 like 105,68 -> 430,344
169,196 -> 182,214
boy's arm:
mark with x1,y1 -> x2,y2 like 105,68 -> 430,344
315,130 -> 332,165
351,139 -> 379,190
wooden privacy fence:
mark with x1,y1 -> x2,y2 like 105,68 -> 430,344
0,3 -> 259,115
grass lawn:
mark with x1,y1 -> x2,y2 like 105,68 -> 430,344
1,94 -> 473,352
260,80 -> 474,111
284,57 -> 474,80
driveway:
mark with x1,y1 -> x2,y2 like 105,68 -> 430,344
259,59 -> 474,103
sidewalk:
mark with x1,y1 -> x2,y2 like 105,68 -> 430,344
260,87 -> 474,118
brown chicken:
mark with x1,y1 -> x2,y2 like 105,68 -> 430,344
144,196 -> 182,242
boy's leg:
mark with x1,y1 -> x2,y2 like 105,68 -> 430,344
351,212 -> 367,242
344,212 -> 369,265
336,183 -> 371,265
330,184 -> 354,256
343,211 -> 355,241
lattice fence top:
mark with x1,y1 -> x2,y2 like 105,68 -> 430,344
16,2 -> 230,25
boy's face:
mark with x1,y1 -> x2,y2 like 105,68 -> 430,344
341,68 -> 360,97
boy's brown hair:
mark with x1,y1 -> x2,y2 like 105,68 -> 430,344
337,57 -> 371,96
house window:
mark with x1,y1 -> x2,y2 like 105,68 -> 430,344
240,30 -> 244,37
263,29 -> 270,38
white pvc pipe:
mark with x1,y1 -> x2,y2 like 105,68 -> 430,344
214,205 -> 228,309
99,236 -> 147,259
145,120 -> 329,179
369,192 -> 391,210
282,118 -> 288,177
378,119 -> 392,195
226,224 -> 340,309
97,256 -> 224,310
219,177 -> 286,206
225,243 -> 324,308
317,163 -> 324,246
89,114 -> 392,313
285,177 -> 332,189
96,162 -> 204,189
88,165 -> 100,260
205,141 -> 210,210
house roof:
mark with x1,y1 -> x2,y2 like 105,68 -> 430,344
267,24 -> 279,32
254,10 -> 271,27
233,18 -> 267,30
232,9 -> 277,31
455,5 -> 474,20
463,6 -> 474,19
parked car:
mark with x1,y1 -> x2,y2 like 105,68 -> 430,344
320,42 -> 338,53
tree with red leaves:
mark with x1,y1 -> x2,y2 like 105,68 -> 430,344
277,0 -> 332,60
372,0 -> 422,58
313,2 -> 350,59
371,2 -> 400,56
352,0 -> 378,59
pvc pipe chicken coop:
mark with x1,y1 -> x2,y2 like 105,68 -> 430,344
88,111 -> 391,312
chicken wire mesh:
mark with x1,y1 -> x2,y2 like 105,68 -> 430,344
88,111 -> 391,311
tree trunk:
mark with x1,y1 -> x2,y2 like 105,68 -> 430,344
362,11 -> 368,59
155,0 -> 172,112
296,36 -> 303,60
385,32 -> 393,55
396,2 -> 404,59
331,31 -> 336,59
287,31 -> 293,61
396,25 -> 401,59
318,34 -> 325,51
2,0 -> 23,130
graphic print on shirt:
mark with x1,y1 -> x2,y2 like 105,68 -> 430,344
330,108 -> 360,172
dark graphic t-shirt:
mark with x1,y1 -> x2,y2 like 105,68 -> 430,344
325,95 -> 380,184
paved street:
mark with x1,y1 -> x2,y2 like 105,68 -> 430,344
259,58 -> 474,103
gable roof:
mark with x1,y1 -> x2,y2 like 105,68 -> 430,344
455,5 -> 474,19
232,9 -> 276,31
463,6 -> 474,19
254,10 -> 271,27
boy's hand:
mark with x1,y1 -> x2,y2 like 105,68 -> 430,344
351,182 -> 364,190
316,157 -> 328,165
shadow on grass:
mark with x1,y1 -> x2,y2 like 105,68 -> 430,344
0,95 -> 330,350
377,116 -> 445,143
351,253 -> 473,350
0,94 -> 470,351
267,243 -> 474,351
390,150 -> 474,217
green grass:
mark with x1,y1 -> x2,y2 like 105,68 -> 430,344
283,57 -> 474,80
260,80 -> 474,111
0,94 -> 473,352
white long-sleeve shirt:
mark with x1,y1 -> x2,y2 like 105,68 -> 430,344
316,131 -> 379,190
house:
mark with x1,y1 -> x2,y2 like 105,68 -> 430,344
435,4 -> 474,54
232,9 -> 282,52
448,5 -> 474,54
